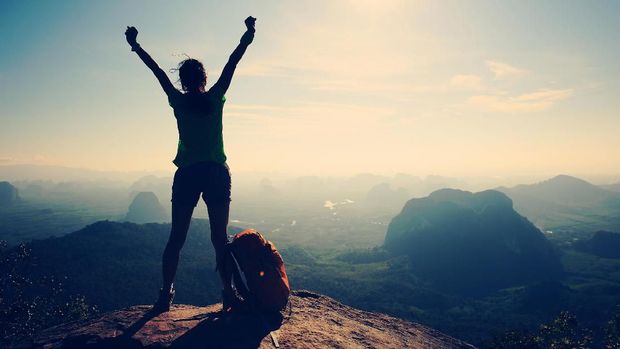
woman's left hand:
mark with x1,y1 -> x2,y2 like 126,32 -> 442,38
245,16 -> 256,33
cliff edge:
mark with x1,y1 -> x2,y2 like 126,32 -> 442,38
33,290 -> 474,349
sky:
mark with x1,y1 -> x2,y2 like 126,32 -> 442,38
1,0 -> 619,178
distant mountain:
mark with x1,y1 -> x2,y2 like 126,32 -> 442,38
364,183 -> 409,212
498,175 -> 620,232
128,175 -> 172,205
125,192 -> 167,223
601,182 -> 620,193
258,178 -> 279,198
384,189 -> 562,295
501,175 -> 612,205
0,179 -> 130,245
574,231 -> 620,258
0,181 -> 19,205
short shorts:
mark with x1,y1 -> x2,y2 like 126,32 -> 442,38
171,161 -> 231,207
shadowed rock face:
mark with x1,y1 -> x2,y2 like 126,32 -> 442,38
33,291 -> 474,349
125,192 -> 167,224
0,181 -> 19,205
385,189 -> 563,295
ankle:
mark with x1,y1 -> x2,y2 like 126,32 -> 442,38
162,283 -> 174,294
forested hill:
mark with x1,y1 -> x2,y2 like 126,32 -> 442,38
27,220 -> 242,311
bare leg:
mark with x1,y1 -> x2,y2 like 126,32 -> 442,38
206,201 -> 232,291
161,203 -> 195,292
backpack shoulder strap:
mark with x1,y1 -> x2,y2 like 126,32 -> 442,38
228,247 -> 251,299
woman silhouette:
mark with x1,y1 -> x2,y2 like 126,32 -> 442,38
125,16 -> 256,313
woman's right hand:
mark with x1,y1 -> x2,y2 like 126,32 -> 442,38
244,16 -> 256,33
125,26 -> 139,46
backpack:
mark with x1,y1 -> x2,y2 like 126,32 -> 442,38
228,229 -> 290,312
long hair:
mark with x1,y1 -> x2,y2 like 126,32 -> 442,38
177,58 -> 207,92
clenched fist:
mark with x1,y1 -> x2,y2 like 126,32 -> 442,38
125,26 -> 138,47
245,16 -> 256,33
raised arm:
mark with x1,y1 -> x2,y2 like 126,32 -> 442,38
125,26 -> 177,96
211,17 -> 256,97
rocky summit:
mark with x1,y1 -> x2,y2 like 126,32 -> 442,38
33,290 -> 474,349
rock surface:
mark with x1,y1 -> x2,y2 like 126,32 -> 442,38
34,290 -> 474,349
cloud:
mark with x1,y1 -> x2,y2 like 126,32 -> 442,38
486,60 -> 528,79
467,88 -> 574,112
449,74 -> 483,89
0,154 -> 56,165
225,102 -> 394,128
234,64 -> 298,78
228,102 -> 392,117
225,104 -> 291,119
